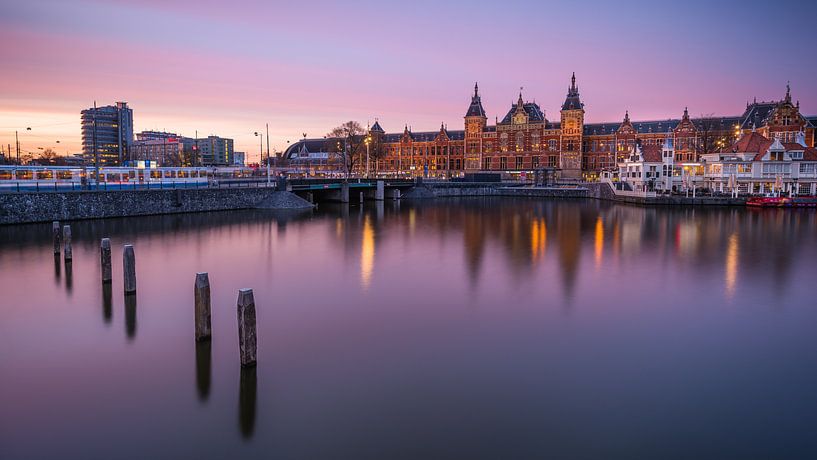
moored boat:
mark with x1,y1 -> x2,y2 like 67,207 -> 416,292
746,195 -> 817,207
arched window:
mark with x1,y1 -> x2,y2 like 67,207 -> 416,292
515,132 -> 525,152
500,133 -> 508,152
531,132 -> 541,150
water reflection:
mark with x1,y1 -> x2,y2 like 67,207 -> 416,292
594,216 -> 604,269
725,232 -> 739,300
102,283 -> 112,324
360,215 -> 374,290
124,294 -> 137,340
239,366 -> 257,440
195,341 -> 211,402
53,254 -> 60,285
64,260 -> 73,295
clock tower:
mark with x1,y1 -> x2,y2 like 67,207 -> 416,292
559,72 -> 584,179
464,82 -> 487,171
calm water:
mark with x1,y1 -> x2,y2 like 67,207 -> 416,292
2,198 -> 817,459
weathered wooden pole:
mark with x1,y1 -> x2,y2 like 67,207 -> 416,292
100,238 -> 112,283
123,244 -> 136,294
236,288 -> 257,367
194,272 -> 212,341
63,225 -> 72,261
52,221 -> 61,254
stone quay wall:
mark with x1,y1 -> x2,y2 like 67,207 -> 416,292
0,188 -> 312,225
584,182 -> 746,206
403,182 -> 588,199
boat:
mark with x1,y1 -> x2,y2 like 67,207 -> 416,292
746,194 -> 817,207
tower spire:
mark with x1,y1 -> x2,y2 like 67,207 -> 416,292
785,81 -> 792,103
474,82 -> 479,97
570,72 -> 576,93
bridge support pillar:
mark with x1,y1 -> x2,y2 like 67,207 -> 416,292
375,181 -> 384,201
386,188 -> 401,200
340,182 -> 349,203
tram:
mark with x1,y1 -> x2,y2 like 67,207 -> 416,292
0,165 -> 258,191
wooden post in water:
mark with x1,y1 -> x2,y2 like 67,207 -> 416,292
194,272 -> 212,341
123,244 -> 136,294
100,238 -> 112,283
63,225 -> 72,261
236,288 -> 257,367
52,221 -> 61,254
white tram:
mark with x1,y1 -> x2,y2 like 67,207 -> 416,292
0,165 -> 258,191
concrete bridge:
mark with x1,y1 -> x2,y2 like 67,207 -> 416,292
286,178 -> 415,203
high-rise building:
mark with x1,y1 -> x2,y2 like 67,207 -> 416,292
81,102 -> 134,165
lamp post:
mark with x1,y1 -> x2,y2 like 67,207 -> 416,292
365,133 -> 371,179
254,131 -> 263,184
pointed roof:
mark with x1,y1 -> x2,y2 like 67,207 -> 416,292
727,131 -> 773,155
370,120 -> 385,134
561,72 -> 583,111
465,82 -> 486,118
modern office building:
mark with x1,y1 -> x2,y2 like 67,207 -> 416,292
81,102 -> 134,165
233,151 -> 246,166
133,131 -> 195,166
196,136 -> 234,166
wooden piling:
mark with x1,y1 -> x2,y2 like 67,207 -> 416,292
63,225 -> 72,261
194,272 -> 212,341
123,244 -> 136,293
100,238 -> 112,283
236,288 -> 257,367
52,221 -> 61,254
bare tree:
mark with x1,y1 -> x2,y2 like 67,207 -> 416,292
327,121 -> 365,179
37,148 -> 59,165
695,114 -> 733,156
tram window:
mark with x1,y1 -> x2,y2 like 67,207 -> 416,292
106,173 -> 118,182
190,171 -> 198,178
165,171 -> 176,178
17,170 -> 33,180
37,171 -> 54,180
128,171 -> 136,179
178,170 -> 189,178
0,171 -> 12,180
57,171 -> 72,180
151,171 -> 161,179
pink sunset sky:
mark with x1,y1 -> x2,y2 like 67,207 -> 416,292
1,0 -> 815,162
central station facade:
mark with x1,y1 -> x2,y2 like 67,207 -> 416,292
284,75 -> 816,179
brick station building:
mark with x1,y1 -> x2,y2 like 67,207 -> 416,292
284,75 -> 816,180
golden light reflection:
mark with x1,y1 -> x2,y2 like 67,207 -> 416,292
530,218 -> 547,262
725,232 -> 739,300
594,216 -> 604,268
408,209 -> 416,236
335,218 -> 344,238
360,215 -> 375,290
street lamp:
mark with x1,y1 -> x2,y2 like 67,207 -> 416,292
365,133 -> 371,179
254,131 -> 267,185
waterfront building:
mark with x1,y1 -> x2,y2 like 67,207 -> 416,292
617,131 -> 677,192
700,130 -> 817,196
283,77 -> 816,179
195,136 -> 234,166
132,131 -> 234,166
81,102 -> 134,165
233,151 -> 246,166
